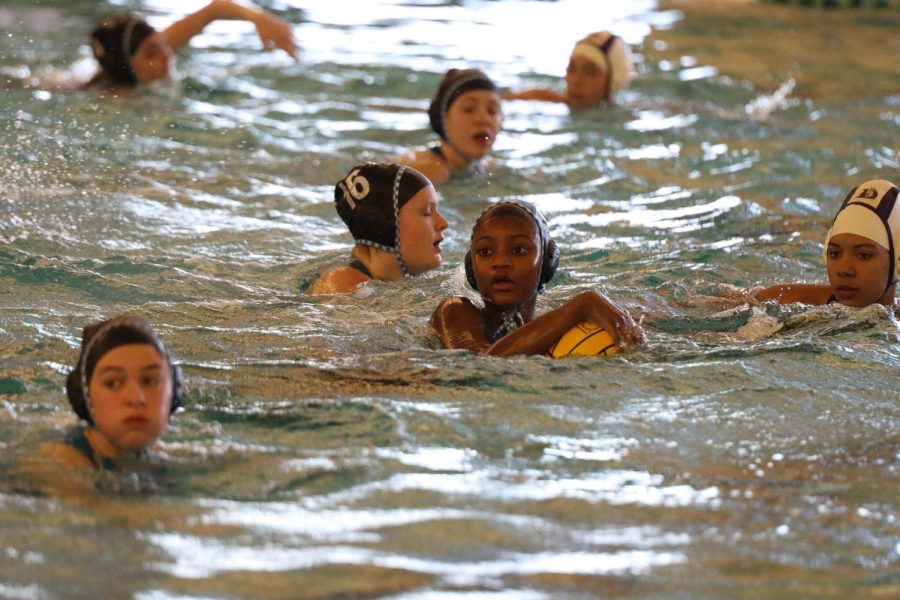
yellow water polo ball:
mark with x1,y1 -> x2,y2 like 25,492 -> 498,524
547,321 -> 619,358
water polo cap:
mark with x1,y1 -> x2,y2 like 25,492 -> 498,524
570,31 -> 634,101
824,179 -> 900,292
334,163 -> 431,275
465,200 -> 560,293
91,15 -> 156,85
66,316 -> 183,424
427,68 -> 499,140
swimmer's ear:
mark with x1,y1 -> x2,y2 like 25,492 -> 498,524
464,251 -> 478,291
65,368 -> 93,424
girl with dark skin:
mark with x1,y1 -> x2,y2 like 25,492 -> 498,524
431,201 -> 644,356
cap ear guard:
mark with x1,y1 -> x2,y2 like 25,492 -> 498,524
541,239 -> 560,289
465,250 -> 478,291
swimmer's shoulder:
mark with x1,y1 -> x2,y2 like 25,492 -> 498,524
394,148 -> 451,185
39,440 -> 96,470
754,283 -> 832,305
431,296 -> 490,352
309,265 -> 370,295
430,296 -> 482,330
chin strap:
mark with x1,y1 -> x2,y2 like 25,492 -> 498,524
485,291 -> 537,343
391,165 -> 410,276
490,308 -> 524,343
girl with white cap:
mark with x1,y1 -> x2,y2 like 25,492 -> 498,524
756,179 -> 899,308
503,31 -> 634,108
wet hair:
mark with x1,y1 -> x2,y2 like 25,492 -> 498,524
464,200 -> 560,293
65,316 -> 183,424
334,163 -> 431,273
427,68 -> 499,140
90,15 -> 156,85
570,31 -> 634,102
825,179 -> 899,293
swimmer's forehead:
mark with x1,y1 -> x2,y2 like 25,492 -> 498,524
472,210 -> 538,240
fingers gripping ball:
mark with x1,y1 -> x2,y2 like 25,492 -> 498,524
547,321 -> 618,358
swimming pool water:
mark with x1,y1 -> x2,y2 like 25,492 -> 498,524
1,0 -> 898,598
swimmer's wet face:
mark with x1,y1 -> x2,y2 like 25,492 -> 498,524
89,343 -> 173,455
131,32 -> 174,83
397,185 -> 448,275
471,214 -> 542,308
443,89 -> 502,160
565,55 -> 608,107
826,232 -> 893,307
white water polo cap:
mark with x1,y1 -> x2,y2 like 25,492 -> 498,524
570,31 -> 634,99
825,179 -> 900,288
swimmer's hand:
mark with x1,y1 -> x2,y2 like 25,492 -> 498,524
253,12 -> 299,59
579,290 -> 646,351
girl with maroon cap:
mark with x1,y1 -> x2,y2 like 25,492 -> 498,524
310,163 -> 449,295
86,0 -> 297,88
395,68 -> 502,185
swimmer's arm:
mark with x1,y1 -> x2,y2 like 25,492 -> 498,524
309,267 -> 370,295
487,291 -> 645,356
430,297 -> 491,352
501,88 -> 567,103
754,284 -> 831,305
162,0 -> 299,58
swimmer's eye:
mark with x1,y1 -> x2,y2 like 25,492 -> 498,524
475,247 -> 493,257
140,375 -> 163,388
512,245 -> 533,256
100,377 -> 124,391
826,249 -> 840,260
857,251 -> 873,260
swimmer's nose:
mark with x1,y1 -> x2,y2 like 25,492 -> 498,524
490,254 -> 512,269
123,379 -> 146,406
835,256 -> 856,277
435,210 -> 449,231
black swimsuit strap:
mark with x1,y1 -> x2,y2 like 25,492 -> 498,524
64,428 -> 116,470
430,142 -> 485,179
428,144 -> 446,161
347,258 -> 372,278
826,294 -> 837,304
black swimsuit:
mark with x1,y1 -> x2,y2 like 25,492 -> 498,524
347,258 -> 372,278
428,143 -> 486,178
64,428 -> 116,470
428,144 -> 446,161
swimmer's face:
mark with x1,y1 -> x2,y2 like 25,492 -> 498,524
826,232 -> 893,307
443,89 -> 502,160
88,343 -> 172,455
132,32 -> 174,84
398,185 -> 449,275
565,55 -> 608,107
471,214 -> 541,308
